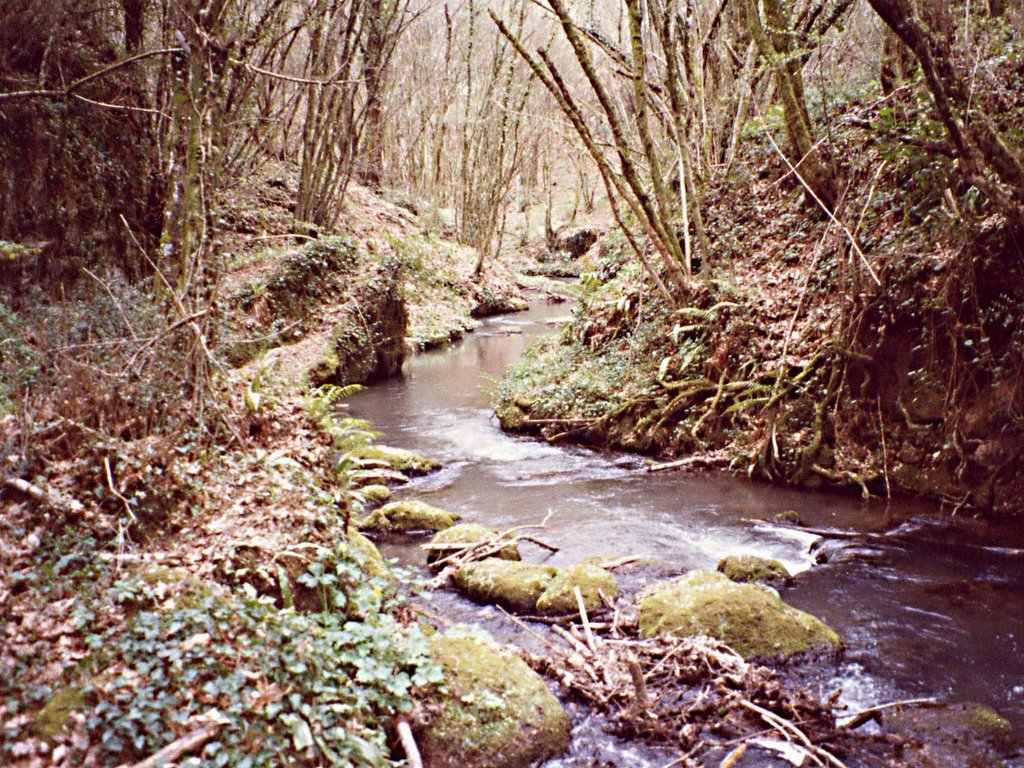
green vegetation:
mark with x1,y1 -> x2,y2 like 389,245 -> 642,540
0,301 -> 38,415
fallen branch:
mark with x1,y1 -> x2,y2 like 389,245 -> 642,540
739,699 -> 847,768
646,450 -> 730,473
395,719 -> 423,768
120,717 -> 227,768
426,513 -> 556,589
839,697 -> 938,730
4,476 -> 85,514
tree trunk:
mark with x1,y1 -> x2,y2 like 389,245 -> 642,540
744,0 -> 837,211
880,25 -> 914,95
361,0 -> 385,188
123,0 -> 147,52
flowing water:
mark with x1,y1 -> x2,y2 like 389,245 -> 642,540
348,299 -> 1024,765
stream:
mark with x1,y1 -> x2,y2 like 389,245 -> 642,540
348,299 -> 1024,766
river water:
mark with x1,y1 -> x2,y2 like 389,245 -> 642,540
348,300 -> 1024,765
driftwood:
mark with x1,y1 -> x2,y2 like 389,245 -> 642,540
839,697 -> 938,730
395,719 -> 423,768
520,613 -> 842,763
646,450 -> 730,473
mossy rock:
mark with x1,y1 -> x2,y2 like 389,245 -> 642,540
638,570 -> 840,660
347,528 -> 387,578
347,445 -> 441,476
717,555 -> 791,585
454,560 -> 558,613
360,484 -> 392,503
427,523 -> 521,566
882,702 -> 1015,767
31,687 -> 87,740
417,632 -> 570,768
773,510 -> 805,526
357,500 -> 460,533
536,563 -> 619,616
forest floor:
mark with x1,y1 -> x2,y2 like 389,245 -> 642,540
0,168 -> 581,768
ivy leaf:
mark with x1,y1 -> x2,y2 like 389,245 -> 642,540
289,717 -> 314,751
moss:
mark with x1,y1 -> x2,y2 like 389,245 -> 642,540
417,632 -> 570,768
360,484 -> 392,503
883,702 -> 1016,764
31,687 -> 87,740
427,523 -> 521,566
347,445 -> 441,476
638,570 -> 840,660
536,563 -> 619,616
773,510 -> 805,525
346,528 -> 386,578
130,565 -> 216,610
717,555 -> 791,584
965,704 -> 1014,739
357,500 -> 460,533
454,560 -> 558,613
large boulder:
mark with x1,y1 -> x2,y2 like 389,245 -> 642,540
536,563 -> 618,616
638,570 -> 840,660
426,523 -> 521,566
417,631 -> 571,768
358,500 -> 459,533
555,226 -> 600,258
454,560 -> 557,613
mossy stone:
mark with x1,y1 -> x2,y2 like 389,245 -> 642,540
454,560 -> 558,613
347,445 -> 441,476
427,523 -> 521,566
638,570 -> 840,660
883,702 -> 1015,767
773,510 -> 805,526
31,687 -> 87,740
536,563 -> 619,616
130,565 -> 216,610
417,632 -> 570,768
717,555 -> 791,584
360,484 -> 392,503
347,528 -> 387,578
357,500 -> 460,533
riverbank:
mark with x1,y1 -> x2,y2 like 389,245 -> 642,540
492,91 -> 1024,517
0,176 -> 536,766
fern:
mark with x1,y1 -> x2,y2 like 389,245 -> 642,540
304,384 -> 378,452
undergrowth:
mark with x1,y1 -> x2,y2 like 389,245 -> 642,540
1,540 -> 441,767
